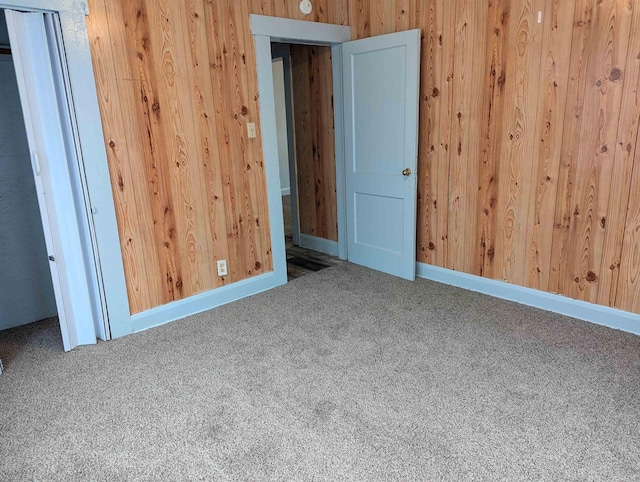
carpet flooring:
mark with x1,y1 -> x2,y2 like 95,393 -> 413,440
1,263 -> 639,480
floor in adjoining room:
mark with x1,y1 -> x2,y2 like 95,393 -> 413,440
1,263 -> 639,480
282,194 -> 342,281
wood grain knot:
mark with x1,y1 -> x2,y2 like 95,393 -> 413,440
609,68 -> 621,81
432,87 -> 440,97
600,217 -> 606,229
586,271 -> 597,282
428,242 -> 435,251
255,261 -> 261,270
241,105 -> 248,115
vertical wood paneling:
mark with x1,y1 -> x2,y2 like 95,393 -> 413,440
249,0 -> 349,25
598,3 -> 640,308
613,4 -> 640,312
475,0 -> 509,279
494,0 -> 545,284
90,0 -> 640,319
416,0 -> 453,268
87,0 -> 157,311
185,0 -> 230,287
525,0 -> 576,291
291,45 -> 315,237
152,0 -> 214,295
290,44 -> 338,242
549,0 -> 593,295
350,0 -> 372,39
350,0 -> 640,321
121,0 -> 186,304
447,0 -> 487,274
562,0 -> 634,304
88,0 -> 281,313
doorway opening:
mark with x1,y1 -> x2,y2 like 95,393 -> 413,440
0,7 -> 109,359
0,9 -> 58,340
271,42 -> 342,281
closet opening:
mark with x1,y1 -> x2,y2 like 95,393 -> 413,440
0,9 -> 59,342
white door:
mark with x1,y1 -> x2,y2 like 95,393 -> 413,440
6,10 -> 96,351
342,30 -> 420,281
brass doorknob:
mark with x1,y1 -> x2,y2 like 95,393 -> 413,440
402,168 -> 411,176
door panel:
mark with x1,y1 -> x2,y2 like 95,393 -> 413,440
6,10 -> 96,350
343,30 -> 420,280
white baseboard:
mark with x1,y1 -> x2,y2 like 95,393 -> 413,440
131,271 -> 284,333
281,187 -> 291,196
299,234 -> 339,256
416,262 -> 640,336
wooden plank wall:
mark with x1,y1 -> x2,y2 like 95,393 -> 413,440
87,0 -> 640,318
87,0 -> 347,314
351,0 -> 640,315
290,44 -> 338,242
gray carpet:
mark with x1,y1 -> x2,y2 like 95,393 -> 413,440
1,263 -> 639,480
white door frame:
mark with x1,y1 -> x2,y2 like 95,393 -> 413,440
251,15 -> 350,284
1,1 -> 130,341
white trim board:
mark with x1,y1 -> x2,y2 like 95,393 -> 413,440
416,262 -> 640,336
251,16 -> 350,288
299,234 -> 339,257
250,15 -> 350,44
281,187 -> 291,196
131,272 -> 280,333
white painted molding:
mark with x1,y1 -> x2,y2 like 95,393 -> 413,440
331,44 -> 348,261
254,34 -> 288,287
299,234 -> 339,257
250,14 -> 351,44
131,272 -> 281,333
416,262 -> 640,336
57,12 -> 130,340
281,187 -> 291,196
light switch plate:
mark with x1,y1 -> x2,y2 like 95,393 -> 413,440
247,122 -> 257,138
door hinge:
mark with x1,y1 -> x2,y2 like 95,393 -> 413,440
48,255 -> 55,262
